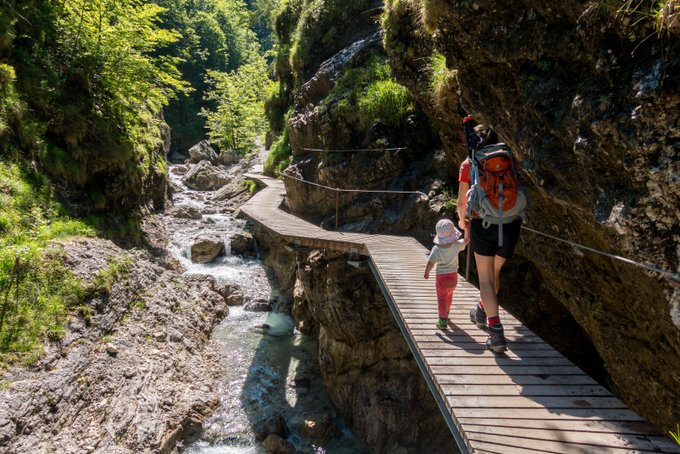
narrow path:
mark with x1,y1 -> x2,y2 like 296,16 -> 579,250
238,172 -> 680,454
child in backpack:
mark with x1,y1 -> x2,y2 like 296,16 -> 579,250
424,219 -> 467,330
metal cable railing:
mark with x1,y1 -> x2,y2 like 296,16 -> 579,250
276,171 -> 679,283
296,146 -> 407,153
280,171 -> 426,230
520,225 -> 680,283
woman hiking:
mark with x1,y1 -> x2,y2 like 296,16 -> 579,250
456,123 -> 524,353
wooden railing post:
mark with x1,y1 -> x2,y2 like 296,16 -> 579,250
335,188 -> 339,231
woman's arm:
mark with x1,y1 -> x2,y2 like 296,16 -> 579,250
457,181 -> 469,231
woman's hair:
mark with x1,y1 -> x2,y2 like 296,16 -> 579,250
474,124 -> 498,148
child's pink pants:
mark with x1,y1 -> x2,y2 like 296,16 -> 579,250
436,272 -> 458,318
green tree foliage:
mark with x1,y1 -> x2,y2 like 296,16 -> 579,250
202,53 -> 275,152
153,0 -> 271,152
0,0 -> 188,213
56,0 -> 189,124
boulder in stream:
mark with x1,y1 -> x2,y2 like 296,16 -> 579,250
182,160 -> 230,191
169,204 -> 202,220
254,414 -> 289,441
298,414 -> 339,442
219,283 -> 244,306
190,235 -> 225,263
244,298 -> 271,312
188,140 -> 218,164
229,232 -> 254,256
263,434 -> 295,454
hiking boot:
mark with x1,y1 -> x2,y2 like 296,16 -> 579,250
436,318 -> 448,330
469,303 -> 487,328
486,325 -> 507,353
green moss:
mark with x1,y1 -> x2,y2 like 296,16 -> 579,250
89,255 -> 132,296
358,79 -> 414,127
325,55 -> 415,130
242,179 -> 258,193
265,118 -> 293,176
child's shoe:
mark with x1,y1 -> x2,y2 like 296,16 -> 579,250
436,318 -> 448,330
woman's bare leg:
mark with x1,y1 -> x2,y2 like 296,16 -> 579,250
474,253 -> 498,317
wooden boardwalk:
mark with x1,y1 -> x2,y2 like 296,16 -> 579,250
238,173 -> 679,454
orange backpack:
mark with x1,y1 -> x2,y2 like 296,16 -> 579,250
466,144 -> 528,244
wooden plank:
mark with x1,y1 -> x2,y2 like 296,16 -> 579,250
423,356 -> 575,367
441,384 -> 612,397
466,432 -> 679,453
447,395 -> 628,410
430,365 -> 588,375
452,407 -> 645,420
436,374 -> 599,386
457,417 -> 663,434
419,348 -> 563,358
462,424 -> 678,452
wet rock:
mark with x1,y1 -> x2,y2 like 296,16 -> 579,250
185,274 -> 218,292
170,165 -> 189,175
188,140 -> 218,164
190,236 -> 225,263
212,182 -> 249,202
262,434 -> 295,454
219,283 -> 244,306
253,414 -> 289,441
244,298 -> 271,312
229,232 -> 254,256
216,149 -> 239,166
182,161 -> 230,191
0,237 -> 227,453
298,414 -> 339,442
169,204 -> 202,220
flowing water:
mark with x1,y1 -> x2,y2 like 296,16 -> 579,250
164,164 -> 369,454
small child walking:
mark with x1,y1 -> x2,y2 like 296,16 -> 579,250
423,219 -> 467,329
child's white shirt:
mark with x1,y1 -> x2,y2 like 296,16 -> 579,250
427,240 -> 465,274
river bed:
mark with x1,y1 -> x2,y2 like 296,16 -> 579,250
164,164 -> 369,453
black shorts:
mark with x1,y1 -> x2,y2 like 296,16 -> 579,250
471,218 -> 522,258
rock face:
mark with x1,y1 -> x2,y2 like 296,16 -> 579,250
252,230 -> 456,453
269,0 -> 680,436
380,0 -> 680,431
0,237 -> 228,453
229,232 -> 254,256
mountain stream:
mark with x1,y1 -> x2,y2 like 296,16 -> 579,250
164,165 -> 369,454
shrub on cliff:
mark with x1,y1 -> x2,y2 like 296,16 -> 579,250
325,56 -> 415,133
0,163 -> 94,365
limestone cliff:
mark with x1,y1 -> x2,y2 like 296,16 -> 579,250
253,225 -> 457,453
267,0 -> 679,441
